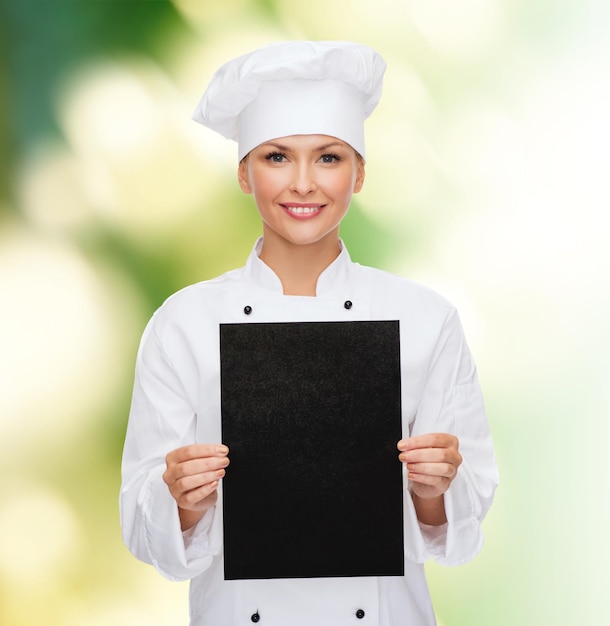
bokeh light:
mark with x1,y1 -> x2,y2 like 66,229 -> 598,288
0,226 -> 136,449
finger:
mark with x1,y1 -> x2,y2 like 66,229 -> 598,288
164,453 -> 229,489
170,466 -> 227,495
399,447 -> 462,466
165,462 -> 228,498
397,433 -> 458,451
406,462 -> 458,480
409,468 -> 451,489
408,473 -> 452,498
408,466 -> 453,486
176,481 -> 220,511
168,455 -> 230,480
167,444 -> 229,464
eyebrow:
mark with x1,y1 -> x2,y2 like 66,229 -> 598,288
261,141 -> 345,153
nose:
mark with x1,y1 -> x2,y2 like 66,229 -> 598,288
290,162 -> 317,196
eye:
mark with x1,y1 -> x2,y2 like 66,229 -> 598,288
265,152 -> 287,163
319,153 -> 341,164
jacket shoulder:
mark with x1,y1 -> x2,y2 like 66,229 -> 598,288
353,262 -> 456,314
150,266 -> 245,326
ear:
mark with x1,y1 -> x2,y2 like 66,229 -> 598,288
237,160 -> 252,194
353,162 -> 365,194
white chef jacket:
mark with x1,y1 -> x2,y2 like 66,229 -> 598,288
120,238 -> 498,626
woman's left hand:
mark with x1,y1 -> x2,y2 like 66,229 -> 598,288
397,433 -> 462,500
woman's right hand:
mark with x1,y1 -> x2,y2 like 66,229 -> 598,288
163,444 -> 230,530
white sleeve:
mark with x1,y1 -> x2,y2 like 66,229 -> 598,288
119,315 -> 222,582
404,308 -> 499,566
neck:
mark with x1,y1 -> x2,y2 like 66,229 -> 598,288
259,231 -> 341,296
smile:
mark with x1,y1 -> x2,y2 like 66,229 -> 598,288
281,204 -> 325,218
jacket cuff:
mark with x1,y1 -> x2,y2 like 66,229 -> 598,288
144,468 -> 216,581
434,464 -> 485,566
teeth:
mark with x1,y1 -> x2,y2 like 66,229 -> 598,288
286,206 -> 320,214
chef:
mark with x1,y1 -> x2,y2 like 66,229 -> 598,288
120,40 -> 498,625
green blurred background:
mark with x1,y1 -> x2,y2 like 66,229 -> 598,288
1,1 -> 608,624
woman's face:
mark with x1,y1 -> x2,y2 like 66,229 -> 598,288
237,134 -> 365,249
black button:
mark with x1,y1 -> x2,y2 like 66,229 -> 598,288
251,612 -> 260,623
344,300 -> 353,310
244,305 -> 253,315
356,609 -> 365,619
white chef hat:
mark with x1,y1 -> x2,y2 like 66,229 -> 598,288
192,41 -> 386,161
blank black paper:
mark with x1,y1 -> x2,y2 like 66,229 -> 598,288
220,321 -> 404,580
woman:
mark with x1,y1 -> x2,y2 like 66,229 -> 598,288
120,40 -> 498,625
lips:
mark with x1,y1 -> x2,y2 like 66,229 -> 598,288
281,203 -> 325,218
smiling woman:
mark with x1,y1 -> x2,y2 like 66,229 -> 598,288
119,40 -> 498,626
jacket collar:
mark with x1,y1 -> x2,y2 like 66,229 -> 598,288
245,237 -> 352,296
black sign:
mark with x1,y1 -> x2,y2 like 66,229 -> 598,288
220,321 -> 404,580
